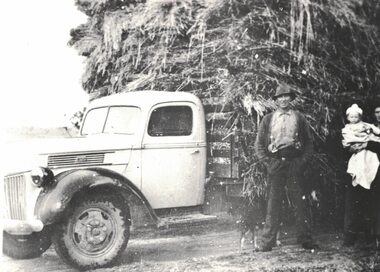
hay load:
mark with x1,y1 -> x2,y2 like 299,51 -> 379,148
70,0 -> 380,223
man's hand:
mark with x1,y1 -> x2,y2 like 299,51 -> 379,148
311,190 -> 319,202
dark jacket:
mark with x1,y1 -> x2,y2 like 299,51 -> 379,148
254,110 -> 314,164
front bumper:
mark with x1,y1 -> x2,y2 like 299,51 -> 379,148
3,219 -> 44,235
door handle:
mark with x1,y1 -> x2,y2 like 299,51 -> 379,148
191,149 -> 200,154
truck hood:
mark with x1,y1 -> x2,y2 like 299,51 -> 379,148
5,134 -> 136,174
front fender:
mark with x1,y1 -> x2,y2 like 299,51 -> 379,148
35,167 -> 158,225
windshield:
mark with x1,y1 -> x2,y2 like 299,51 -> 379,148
81,106 -> 141,135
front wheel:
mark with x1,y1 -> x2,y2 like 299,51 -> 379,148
3,228 -> 52,259
52,193 -> 130,270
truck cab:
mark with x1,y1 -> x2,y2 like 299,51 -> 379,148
49,91 -> 207,209
3,91 -> 217,270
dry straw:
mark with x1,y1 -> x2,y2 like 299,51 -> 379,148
70,0 -> 380,202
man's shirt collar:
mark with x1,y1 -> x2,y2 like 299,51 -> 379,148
276,109 -> 292,116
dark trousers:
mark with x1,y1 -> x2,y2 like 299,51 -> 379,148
344,183 -> 372,238
260,158 -> 313,247
370,171 -> 380,238
344,141 -> 380,240
367,141 -> 380,238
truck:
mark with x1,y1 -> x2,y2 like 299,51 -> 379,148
3,91 -> 243,270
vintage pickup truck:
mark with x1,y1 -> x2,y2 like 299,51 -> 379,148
3,91 -> 243,270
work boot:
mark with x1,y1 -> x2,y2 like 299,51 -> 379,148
301,241 -> 320,250
253,244 -> 273,252
342,232 -> 357,247
364,231 -> 374,245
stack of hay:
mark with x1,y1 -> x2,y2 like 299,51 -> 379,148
69,0 -> 380,224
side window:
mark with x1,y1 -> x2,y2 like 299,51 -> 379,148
148,106 -> 193,136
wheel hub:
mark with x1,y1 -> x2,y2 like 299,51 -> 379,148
72,208 -> 116,254
86,219 -> 107,245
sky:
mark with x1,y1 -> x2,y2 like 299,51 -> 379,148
1,0 -> 89,129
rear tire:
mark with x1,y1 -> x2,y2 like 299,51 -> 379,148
3,228 -> 52,259
52,193 -> 130,270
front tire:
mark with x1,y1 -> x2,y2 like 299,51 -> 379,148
3,228 -> 52,259
52,193 -> 130,270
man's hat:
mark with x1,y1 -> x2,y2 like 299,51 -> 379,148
273,84 -> 296,101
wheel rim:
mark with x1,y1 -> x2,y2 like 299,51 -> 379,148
71,207 -> 117,256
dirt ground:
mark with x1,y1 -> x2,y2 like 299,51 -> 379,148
3,216 -> 380,272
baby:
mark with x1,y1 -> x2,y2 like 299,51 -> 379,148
342,104 -> 380,189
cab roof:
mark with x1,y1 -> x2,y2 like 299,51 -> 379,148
88,91 -> 202,110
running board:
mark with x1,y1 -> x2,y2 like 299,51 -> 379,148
157,213 -> 217,229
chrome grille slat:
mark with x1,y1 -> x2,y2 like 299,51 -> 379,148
13,177 -> 17,218
49,155 -> 104,161
15,176 -> 22,219
47,153 -> 105,168
10,178 -> 15,218
4,174 -> 26,220
49,158 -> 103,162
4,179 -> 10,218
17,176 -> 23,219
15,177 -> 19,218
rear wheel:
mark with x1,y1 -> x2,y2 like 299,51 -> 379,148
3,228 -> 52,259
52,194 -> 130,270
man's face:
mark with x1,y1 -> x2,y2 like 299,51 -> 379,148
276,94 -> 292,110
374,107 -> 380,123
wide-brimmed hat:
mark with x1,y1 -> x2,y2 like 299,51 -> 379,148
273,84 -> 296,101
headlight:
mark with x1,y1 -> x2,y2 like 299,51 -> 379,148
31,167 -> 55,187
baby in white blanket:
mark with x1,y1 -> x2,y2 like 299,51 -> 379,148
342,104 -> 380,189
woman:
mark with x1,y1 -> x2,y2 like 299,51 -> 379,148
343,104 -> 380,249
366,104 -> 380,248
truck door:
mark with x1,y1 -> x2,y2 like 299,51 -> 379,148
141,102 -> 206,209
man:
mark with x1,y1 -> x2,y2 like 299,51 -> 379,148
254,83 -> 318,251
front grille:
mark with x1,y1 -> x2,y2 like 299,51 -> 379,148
47,152 -> 105,168
4,174 -> 26,220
